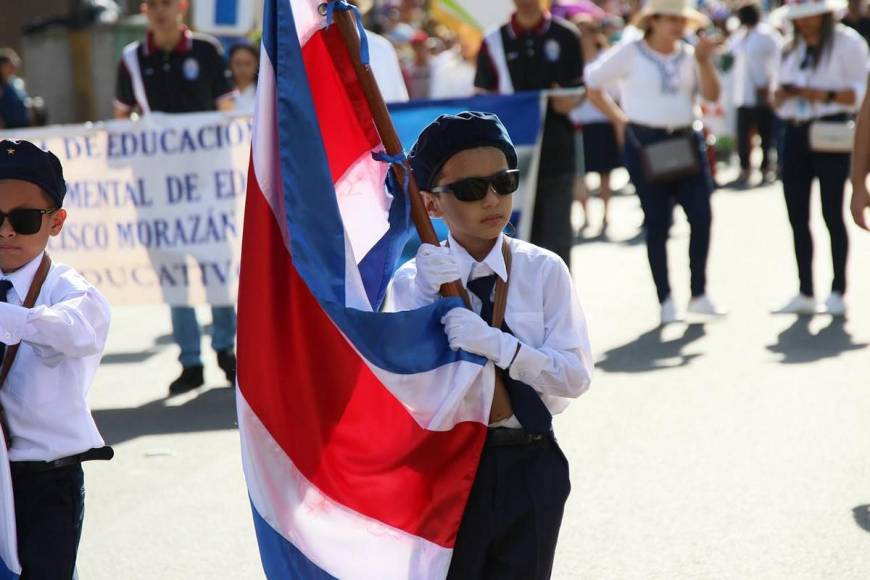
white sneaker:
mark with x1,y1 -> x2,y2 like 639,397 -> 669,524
824,291 -> 846,317
660,297 -> 684,325
687,294 -> 728,317
774,294 -> 818,315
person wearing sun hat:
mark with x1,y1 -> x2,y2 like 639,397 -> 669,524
585,0 -> 727,326
771,0 -> 869,318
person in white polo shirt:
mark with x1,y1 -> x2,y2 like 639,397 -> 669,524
585,0 -> 725,325
772,0 -> 869,317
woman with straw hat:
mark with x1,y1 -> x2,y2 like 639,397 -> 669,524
771,0 -> 868,317
585,0 -> 725,326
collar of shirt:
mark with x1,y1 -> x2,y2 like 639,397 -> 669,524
0,252 -> 44,305
446,232 -> 508,285
145,26 -> 193,57
508,11 -> 552,38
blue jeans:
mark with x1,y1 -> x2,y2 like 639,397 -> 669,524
171,306 -> 237,367
623,124 -> 714,303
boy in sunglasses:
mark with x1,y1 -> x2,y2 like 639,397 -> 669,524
388,112 -> 593,579
0,139 -> 111,578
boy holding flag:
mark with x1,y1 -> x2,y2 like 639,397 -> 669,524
388,112 -> 593,579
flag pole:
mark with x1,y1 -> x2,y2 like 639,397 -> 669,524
333,9 -> 464,299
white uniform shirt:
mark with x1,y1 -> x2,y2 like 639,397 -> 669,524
386,234 -> 593,427
586,39 -> 700,128
0,253 -> 110,462
728,24 -> 783,107
570,52 -> 621,125
775,25 -> 869,121
235,83 -> 257,113
366,30 -> 409,103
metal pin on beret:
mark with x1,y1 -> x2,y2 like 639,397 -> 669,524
408,111 -> 518,191
0,139 -> 67,207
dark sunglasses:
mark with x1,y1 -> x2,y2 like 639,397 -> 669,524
430,169 -> 520,202
0,208 -> 58,235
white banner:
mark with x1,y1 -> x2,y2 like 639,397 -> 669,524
0,112 -> 252,307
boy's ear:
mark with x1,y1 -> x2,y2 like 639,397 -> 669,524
48,209 -> 67,236
421,191 -> 443,218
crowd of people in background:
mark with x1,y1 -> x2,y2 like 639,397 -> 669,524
2,0 -> 870,328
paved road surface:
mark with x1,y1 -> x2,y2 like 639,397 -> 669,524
77,178 -> 870,579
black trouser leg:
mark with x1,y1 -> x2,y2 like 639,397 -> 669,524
736,106 -> 753,171
814,151 -> 851,294
13,465 -> 85,580
530,172 -> 576,271
676,175 -> 713,299
447,438 -> 571,580
781,124 -> 815,297
756,106 -> 775,171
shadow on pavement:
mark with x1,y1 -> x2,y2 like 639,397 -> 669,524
596,323 -> 706,373
101,331 -> 176,365
766,318 -> 866,364
101,350 -> 161,365
93,386 -> 237,446
852,505 -> 870,533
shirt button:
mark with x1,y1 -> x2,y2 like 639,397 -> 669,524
4,332 -> 11,340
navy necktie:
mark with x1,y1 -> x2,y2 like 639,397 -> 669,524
467,274 -> 552,434
0,280 -> 12,362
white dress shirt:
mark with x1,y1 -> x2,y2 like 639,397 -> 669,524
366,30 -> 410,103
0,253 -> 110,462
586,39 -> 700,128
386,234 -> 593,427
235,83 -> 257,113
570,52 -> 621,125
729,24 -> 783,107
775,25 -> 869,121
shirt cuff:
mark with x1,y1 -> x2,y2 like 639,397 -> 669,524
494,332 -> 520,370
0,302 -> 30,345
507,342 -> 548,385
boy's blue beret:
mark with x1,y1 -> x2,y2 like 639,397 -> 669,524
0,140 -> 66,207
408,111 -> 518,191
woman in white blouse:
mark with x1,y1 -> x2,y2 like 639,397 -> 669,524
229,43 -> 259,113
772,0 -> 868,317
585,0 -> 724,325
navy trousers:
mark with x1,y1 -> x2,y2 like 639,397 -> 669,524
780,121 -> 850,296
447,436 -> 571,580
736,105 -> 775,172
13,464 -> 85,580
623,125 -> 715,303
530,172 -> 575,271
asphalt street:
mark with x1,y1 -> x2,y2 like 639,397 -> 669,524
77,174 -> 870,579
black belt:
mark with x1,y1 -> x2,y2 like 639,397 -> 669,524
628,122 -> 694,136
10,446 -> 114,475
486,427 -> 553,447
785,113 -> 853,127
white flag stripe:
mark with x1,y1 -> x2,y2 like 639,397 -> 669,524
237,390 -> 453,580
0,424 -> 21,577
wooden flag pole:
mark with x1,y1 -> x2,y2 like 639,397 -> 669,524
332,8 -> 464,299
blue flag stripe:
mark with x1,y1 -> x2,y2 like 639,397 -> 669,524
251,502 -> 337,580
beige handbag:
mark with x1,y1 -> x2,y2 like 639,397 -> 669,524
809,120 -> 855,154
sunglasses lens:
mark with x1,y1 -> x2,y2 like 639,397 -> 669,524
451,178 -> 490,202
8,209 -> 44,235
491,171 -> 519,195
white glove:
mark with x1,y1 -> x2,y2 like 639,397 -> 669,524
441,307 -> 519,369
415,243 -> 461,297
